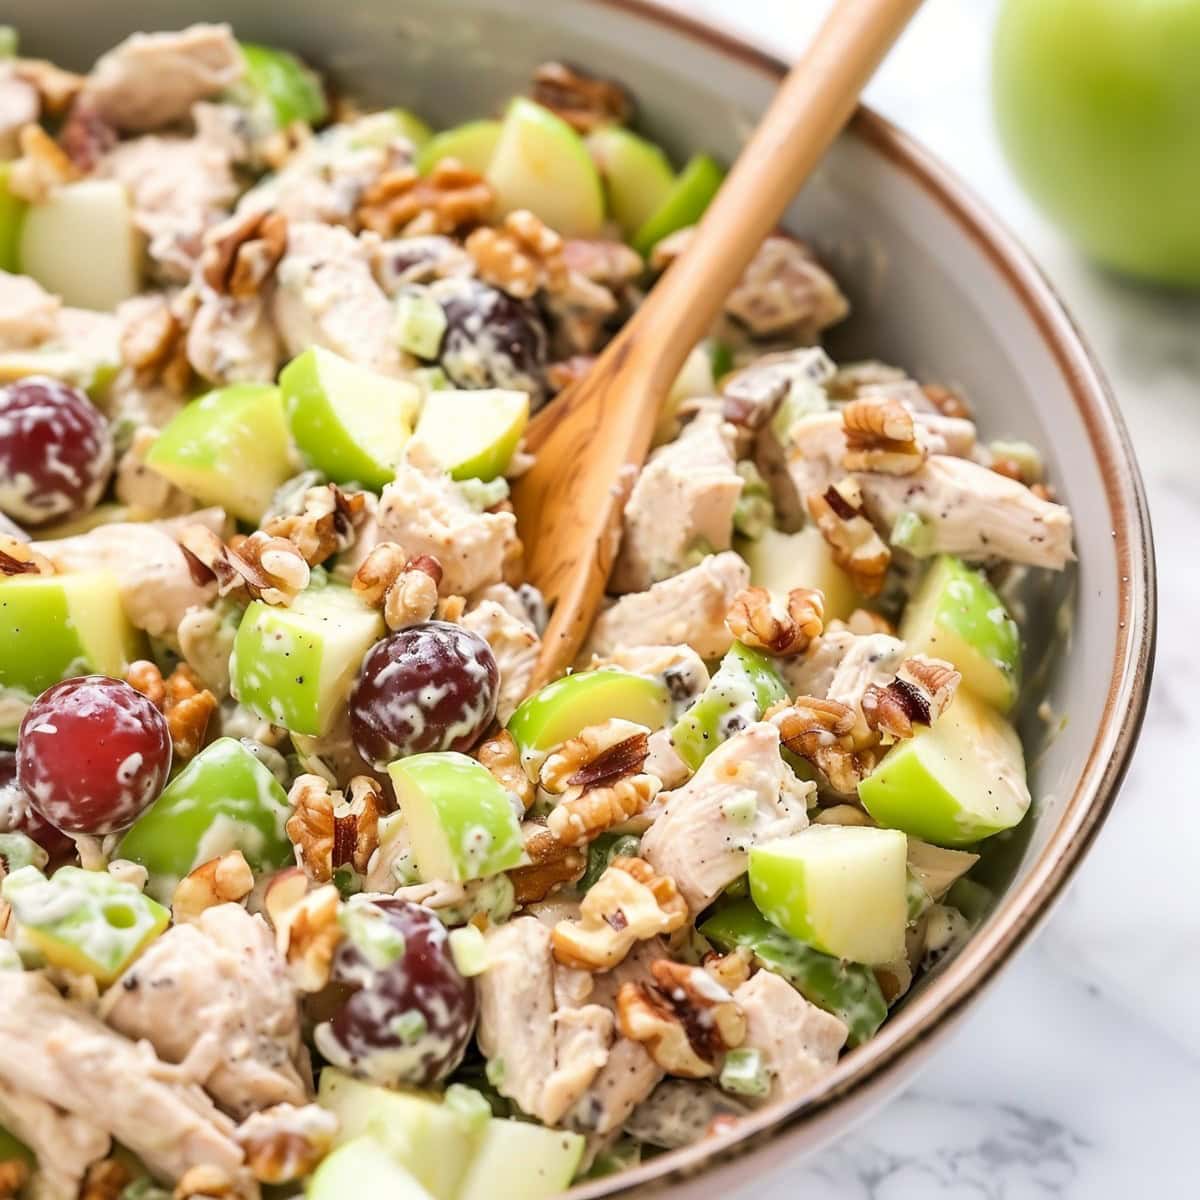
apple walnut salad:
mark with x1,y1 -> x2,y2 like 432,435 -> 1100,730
0,23 -> 1074,1200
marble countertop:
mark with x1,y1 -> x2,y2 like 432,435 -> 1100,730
667,2 -> 1195,1196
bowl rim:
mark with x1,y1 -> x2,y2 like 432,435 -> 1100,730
567,1 -> 1157,1194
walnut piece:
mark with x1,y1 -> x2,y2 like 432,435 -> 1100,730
465,210 -> 567,300
922,382 -> 972,420
806,478 -> 891,597
79,1158 -> 133,1200
201,209 -> 288,298
547,775 -> 659,847
235,1103 -> 338,1184
231,532 -> 311,605
171,850 -> 254,924
539,719 -> 651,795
119,294 -> 192,394
530,61 -> 633,133
862,654 -> 961,743
357,158 -> 493,238
552,856 -> 687,970
263,483 -> 367,567
352,542 -> 442,630
506,826 -> 587,904
0,535 -> 54,577
616,959 -> 746,1078
769,696 -> 880,794
125,659 -> 217,760
7,123 -> 79,202
263,869 -> 343,992
286,773 -> 381,883
703,947 -> 754,993
173,1165 -> 236,1200
13,58 -> 85,114
0,1161 -> 30,1200
475,729 -> 534,810
726,585 -> 824,656
842,395 -> 926,475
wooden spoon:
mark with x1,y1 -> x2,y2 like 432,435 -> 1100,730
512,0 -> 923,689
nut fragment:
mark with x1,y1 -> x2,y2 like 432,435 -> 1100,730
702,946 -> 754,992
263,483 -> 367,568
547,774 -> 659,847
352,542 -> 443,630
0,535 -> 54,577
726,585 -> 824,656
806,479 -> 891,597
232,532 -> 311,605
264,869 -> 343,992
235,1103 -> 338,1184
769,696 -> 879,794
172,850 -> 254,924
173,1165 -> 237,1200
862,654 -> 961,743
842,396 -> 927,475
539,720 -> 651,795
507,825 -> 587,904
0,1161 -> 30,1200
922,382 -> 971,420
79,1157 -> 132,1200
286,773 -> 382,883
530,61 -> 633,133
475,729 -> 534,810
465,210 -> 568,300
616,959 -> 746,1078
357,158 -> 493,238
178,523 -> 302,604
201,209 -> 288,298
552,856 -> 687,971
119,294 -> 192,395
125,660 -> 217,760
7,123 -> 79,202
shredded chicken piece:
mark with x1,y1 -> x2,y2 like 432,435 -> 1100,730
0,269 -> 59,350
460,598 -> 540,723
187,294 -> 282,385
584,551 -> 750,661
0,1085 -> 109,1200
611,413 -> 744,594
102,904 -> 309,1121
640,723 -> 811,911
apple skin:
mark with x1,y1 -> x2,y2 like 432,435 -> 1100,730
749,826 -> 908,966
900,555 -> 1020,712
0,163 -> 26,272
281,347 -> 418,490
585,126 -> 675,238
240,42 -> 328,127
388,752 -> 524,884
487,99 -> 604,238
858,689 -> 1030,848
412,388 -> 529,482
736,526 -> 861,623
671,642 -> 787,771
230,587 -> 385,738
2,865 -> 169,985
632,154 -> 724,257
417,120 -> 502,176
457,1116 -> 584,1200
116,737 -> 295,901
507,670 -> 671,757
994,0 -> 1200,286
699,899 -> 887,1047
146,383 -> 294,523
0,571 -> 141,703
308,1138 -> 436,1200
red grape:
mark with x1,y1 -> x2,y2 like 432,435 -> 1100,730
17,677 -> 171,835
0,376 -> 114,529
0,750 -> 73,857
315,898 -> 476,1086
349,621 -> 498,769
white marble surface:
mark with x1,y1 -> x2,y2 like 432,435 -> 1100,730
667,2 -> 1196,1196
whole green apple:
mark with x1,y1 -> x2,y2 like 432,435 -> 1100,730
994,0 -> 1200,285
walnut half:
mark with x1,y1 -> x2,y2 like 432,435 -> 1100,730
862,654 -> 961,743
616,959 -> 746,1079
171,850 -> 254,924
726,585 -> 824,656
286,774 -> 382,883
842,394 -> 927,476
235,1103 -> 338,1184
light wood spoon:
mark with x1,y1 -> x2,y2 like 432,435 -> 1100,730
512,0 -> 923,689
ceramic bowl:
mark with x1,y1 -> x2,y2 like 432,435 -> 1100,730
12,0 -> 1156,1194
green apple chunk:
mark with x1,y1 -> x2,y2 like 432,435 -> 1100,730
457,1118 -> 584,1200
0,570 -> 141,707
319,1069 -> 479,1200
671,641 -> 787,771
117,738 -> 294,902
146,383 -> 294,523
239,42 -> 328,128
417,120 -> 502,176
487,99 -> 604,237
0,307 -> 122,398
2,865 -> 168,985
586,126 -> 675,238
859,688 -> 1030,847
230,586 -> 385,737
632,153 -> 724,256
308,1137 -> 436,1200
281,347 -> 419,490
19,180 -> 142,311
507,670 -> 672,758
749,826 -> 908,965
0,1126 -> 32,1171
700,900 -> 887,1047
412,388 -> 529,481
736,525 -> 861,622
388,752 -> 524,884
900,555 -> 1021,711
0,163 -> 27,272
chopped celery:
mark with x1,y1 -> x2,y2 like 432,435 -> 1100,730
0,27 -> 16,59
733,461 -> 775,540
890,510 -> 935,557
700,900 -> 888,1047
394,290 -> 448,360
719,1047 -> 769,1097
579,833 -> 641,893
